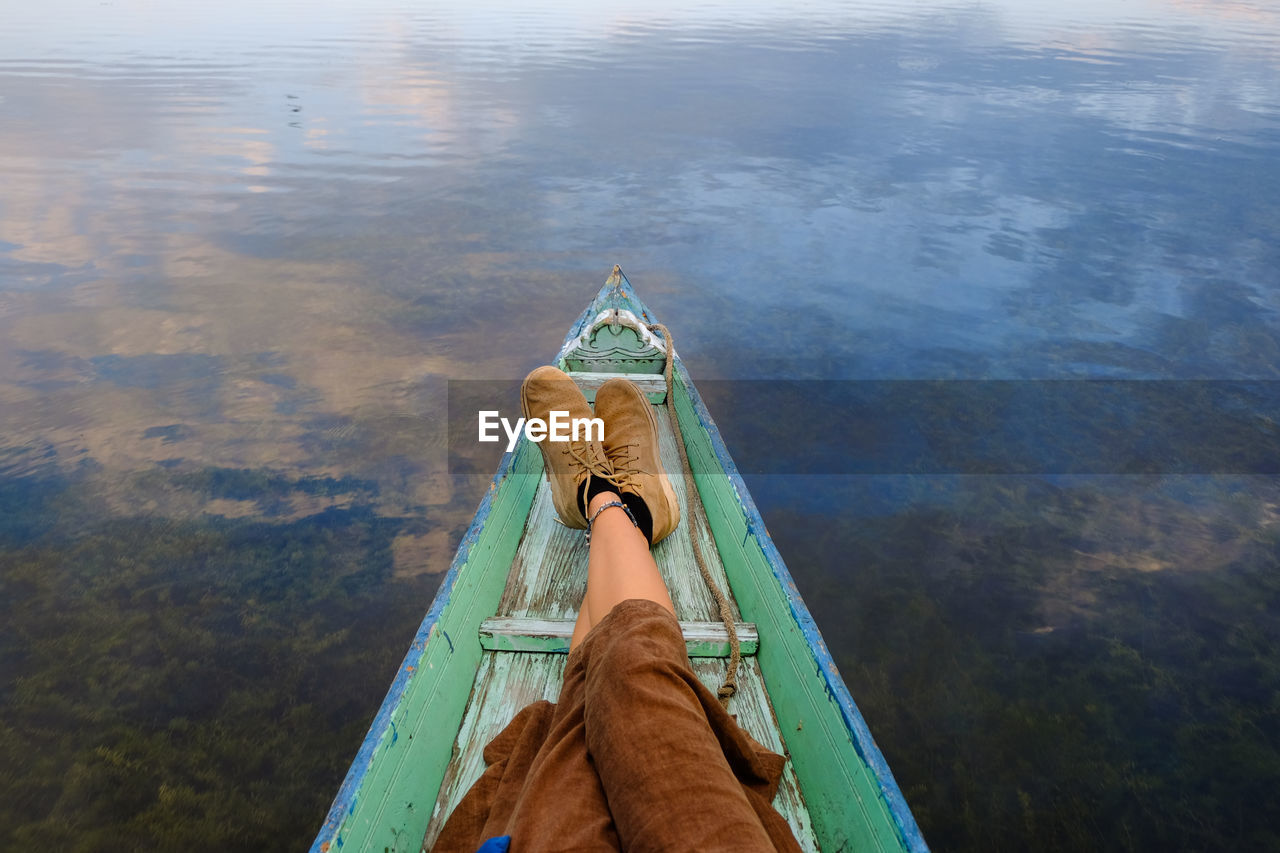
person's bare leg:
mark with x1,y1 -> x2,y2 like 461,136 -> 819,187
584,490 -> 675,629
569,597 -> 592,652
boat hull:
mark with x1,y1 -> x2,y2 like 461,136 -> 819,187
311,276 -> 926,853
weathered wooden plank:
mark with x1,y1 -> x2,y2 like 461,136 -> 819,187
421,652 -> 568,850
496,484 -> 585,621
422,652 -> 819,852
495,403 -> 741,627
692,659 -> 819,853
479,616 -> 759,657
319,275 -> 923,853
566,370 -> 666,403
652,404 -> 743,624
561,307 -> 668,375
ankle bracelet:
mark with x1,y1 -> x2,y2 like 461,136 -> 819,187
585,500 -> 640,545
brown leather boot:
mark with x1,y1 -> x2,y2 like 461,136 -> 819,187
520,365 -> 614,528
593,377 -> 681,544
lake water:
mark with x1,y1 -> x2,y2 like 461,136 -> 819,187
2,0 -> 1278,850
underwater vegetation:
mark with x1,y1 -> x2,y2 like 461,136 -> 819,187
764,475 -> 1280,852
3,463 -> 1278,852
0,468 -> 441,852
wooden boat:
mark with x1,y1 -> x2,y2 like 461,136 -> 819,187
311,270 -> 927,853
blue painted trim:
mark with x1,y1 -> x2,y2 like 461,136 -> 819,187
309,447 -> 520,853
674,359 -> 929,853
557,273 -> 659,368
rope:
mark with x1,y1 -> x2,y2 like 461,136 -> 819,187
647,322 -> 741,707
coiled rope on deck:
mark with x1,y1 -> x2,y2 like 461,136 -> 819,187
647,322 -> 741,707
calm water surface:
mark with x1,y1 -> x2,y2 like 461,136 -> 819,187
2,1 -> 1278,850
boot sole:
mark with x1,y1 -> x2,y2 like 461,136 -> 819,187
601,378 -> 682,544
520,366 -> 589,528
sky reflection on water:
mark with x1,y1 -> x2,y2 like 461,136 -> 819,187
1,0 -> 1278,849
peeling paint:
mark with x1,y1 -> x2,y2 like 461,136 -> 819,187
673,356 -> 928,852
312,274 -> 926,853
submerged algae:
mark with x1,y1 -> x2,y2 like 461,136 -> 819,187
0,469 -> 441,852
763,475 -> 1280,852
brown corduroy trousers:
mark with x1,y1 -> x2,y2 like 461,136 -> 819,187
432,599 -> 803,852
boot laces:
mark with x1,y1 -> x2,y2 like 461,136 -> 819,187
603,441 -> 642,490
561,440 -> 622,489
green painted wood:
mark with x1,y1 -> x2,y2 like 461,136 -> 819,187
319,271 -> 922,853
331,444 -> 542,853
421,651 -> 568,849
494,483 -> 584,622
690,659 -> 819,853
422,652 -> 820,851
565,370 -> 666,404
495,407 -> 740,626
670,375 -> 911,853
563,325 -> 664,373
478,616 -> 759,657
560,304 -> 667,374
650,405 -> 745,624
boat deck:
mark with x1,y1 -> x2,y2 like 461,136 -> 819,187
421,402 -> 819,850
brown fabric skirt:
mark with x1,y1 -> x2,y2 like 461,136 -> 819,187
432,599 -> 803,852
